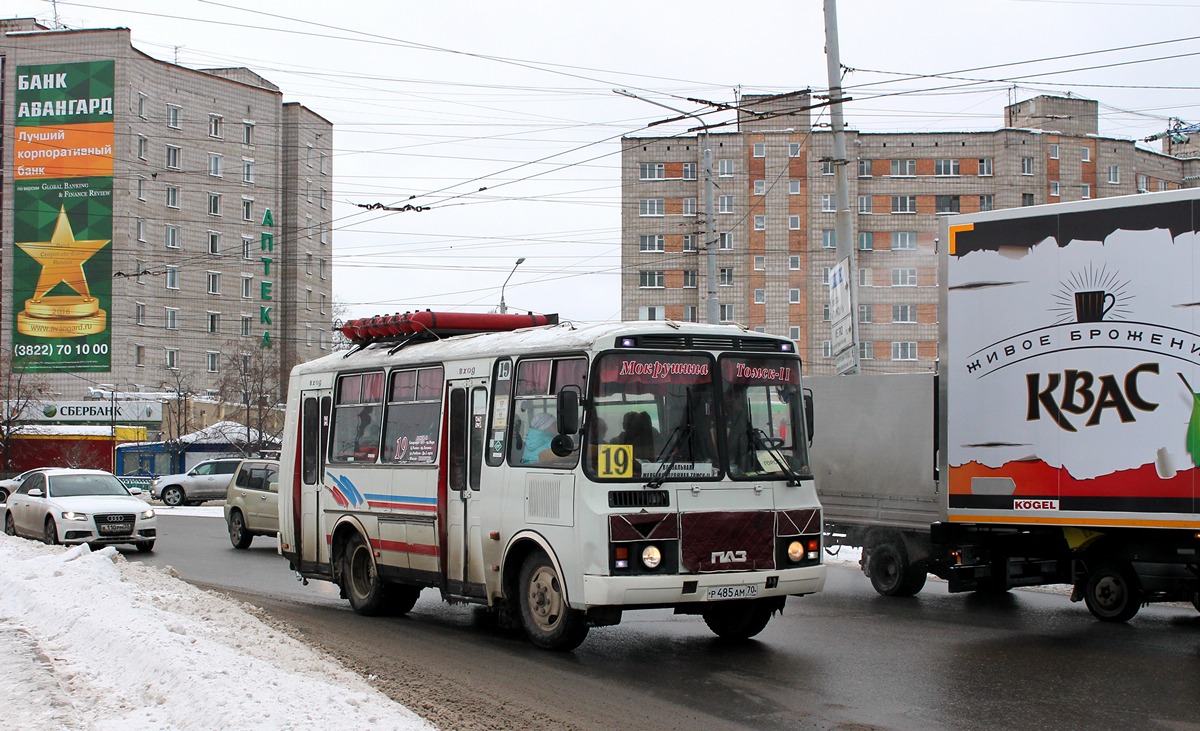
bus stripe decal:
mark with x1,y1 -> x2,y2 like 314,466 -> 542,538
370,537 -> 439,556
365,501 -> 438,511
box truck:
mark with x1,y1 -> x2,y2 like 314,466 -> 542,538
811,188 -> 1200,621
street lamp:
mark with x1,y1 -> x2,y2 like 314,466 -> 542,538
499,257 -> 525,314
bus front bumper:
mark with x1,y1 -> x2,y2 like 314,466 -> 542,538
580,564 -> 826,609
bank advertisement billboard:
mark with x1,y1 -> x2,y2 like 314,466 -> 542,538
12,60 -> 115,372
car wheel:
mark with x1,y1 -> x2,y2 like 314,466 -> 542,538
4,512 -> 15,536
136,540 -> 155,553
161,486 -> 185,507
227,510 -> 253,549
0,487 -> 8,503
44,517 -> 59,545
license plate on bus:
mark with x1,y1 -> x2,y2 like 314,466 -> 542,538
705,584 -> 759,601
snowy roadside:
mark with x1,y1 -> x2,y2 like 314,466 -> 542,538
0,536 -> 435,731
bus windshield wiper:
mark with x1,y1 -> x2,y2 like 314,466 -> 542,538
646,422 -> 692,489
750,428 -> 803,487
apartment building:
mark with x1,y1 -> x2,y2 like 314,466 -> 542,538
622,92 -> 1200,374
1,19 -> 333,399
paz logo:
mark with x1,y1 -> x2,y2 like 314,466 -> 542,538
42,405 -> 57,418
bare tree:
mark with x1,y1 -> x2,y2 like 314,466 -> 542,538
217,345 -> 284,456
159,366 -> 198,472
331,295 -> 353,351
0,353 -> 49,472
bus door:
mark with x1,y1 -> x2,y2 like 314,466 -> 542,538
298,389 -> 332,568
446,379 -> 489,598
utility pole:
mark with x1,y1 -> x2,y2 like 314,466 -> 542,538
825,0 -> 860,374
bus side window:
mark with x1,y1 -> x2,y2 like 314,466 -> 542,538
330,372 -> 384,463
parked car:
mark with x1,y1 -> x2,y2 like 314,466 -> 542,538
223,459 -> 280,549
0,467 -> 56,503
3,468 -> 157,552
151,458 -> 242,506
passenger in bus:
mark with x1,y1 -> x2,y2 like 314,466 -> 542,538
616,411 -> 656,461
521,412 -> 559,464
724,388 -> 756,475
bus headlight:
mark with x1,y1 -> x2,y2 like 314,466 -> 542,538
787,540 -> 806,563
641,545 -> 662,569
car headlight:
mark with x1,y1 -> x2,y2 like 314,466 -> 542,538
641,545 -> 662,569
61,511 -> 89,522
141,509 -> 155,519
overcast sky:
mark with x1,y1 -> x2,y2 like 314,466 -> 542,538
7,0 -> 1200,324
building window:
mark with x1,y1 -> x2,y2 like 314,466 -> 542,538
821,160 -> 835,175
208,193 -> 221,216
1050,181 -> 1061,197
135,259 -> 146,285
858,195 -> 872,214
788,143 -> 802,158
207,352 -> 220,373
891,195 -> 917,214
165,225 -> 179,249
754,180 -> 766,195
639,199 -> 664,217
1108,165 -> 1120,184
242,197 -> 254,221
207,271 -> 221,294
165,349 -> 179,370
320,222 -> 329,245
754,289 -> 766,304
683,306 -> 698,323
305,289 -> 313,310
822,229 -> 836,249
978,158 -> 993,177
1022,193 -> 1036,207
718,159 -> 734,177
789,289 -> 801,304
683,270 -> 698,288
682,235 -> 696,252
136,219 -> 146,242
893,304 -> 917,323
639,162 -> 665,180
719,233 -> 734,250
789,180 -> 801,195
858,159 -> 872,177
859,268 -> 870,287
242,236 -> 253,260
209,153 -> 222,177
890,159 -> 916,177
789,255 -> 801,270
1082,147 -> 1091,162
209,114 -> 223,138
789,326 -> 801,340
935,195 -> 960,214
167,105 -> 180,128
789,215 -> 801,230
822,341 -> 833,358
682,162 -> 697,180
682,197 -> 697,216
1049,144 -> 1059,160
242,275 -> 252,299
207,312 -> 220,333
1022,157 -> 1034,175
718,195 -> 734,213
892,268 -> 917,286
753,143 -> 766,158
241,315 -> 252,336
719,304 -> 735,323
321,293 -> 328,315
935,159 -> 960,176
979,194 -> 994,212
319,258 -> 327,280
135,302 -> 146,325
639,234 -> 664,252
136,176 -> 146,201
165,308 -> 179,330
859,304 -> 873,323
243,159 -> 255,184
892,231 -> 917,250
166,145 -> 181,169
1137,174 -> 1149,193
305,253 -> 314,275
208,231 -> 220,255
166,186 -> 179,208
135,344 -> 145,367
320,187 -> 328,210
638,306 -> 665,321
858,231 -> 873,251
859,341 -> 874,360
753,256 -> 766,271
821,194 -> 836,212
137,134 -> 147,159
243,121 -> 254,145
892,341 -> 918,361
719,268 -> 734,286
1082,183 -> 1092,199
754,215 -> 766,230
639,270 -> 665,288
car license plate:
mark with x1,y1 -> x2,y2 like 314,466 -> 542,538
99,522 -> 131,534
705,584 -> 759,601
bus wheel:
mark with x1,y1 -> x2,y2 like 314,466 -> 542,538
702,599 -> 774,640
1084,562 -> 1142,623
388,586 -> 421,616
868,542 -> 926,597
342,532 -> 388,616
519,550 -> 588,651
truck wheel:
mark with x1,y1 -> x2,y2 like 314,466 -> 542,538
341,532 -> 389,616
227,510 -> 253,549
868,542 -> 926,597
161,486 -> 185,507
1084,562 -> 1142,622
518,550 -> 588,651
703,599 -> 774,640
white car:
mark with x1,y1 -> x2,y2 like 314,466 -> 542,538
0,466 -> 55,503
151,458 -> 242,506
3,468 -> 157,552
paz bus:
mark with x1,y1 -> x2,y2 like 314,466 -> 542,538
277,311 -> 825,650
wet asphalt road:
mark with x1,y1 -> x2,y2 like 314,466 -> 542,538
123,513 -> 1200,731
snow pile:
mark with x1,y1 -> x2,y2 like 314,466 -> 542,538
0,536 -> 434,731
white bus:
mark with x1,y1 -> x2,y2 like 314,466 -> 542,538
278,313 -> 825,650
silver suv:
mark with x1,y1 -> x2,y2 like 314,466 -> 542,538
151,458 -> 242,506
223,459 -> 280,549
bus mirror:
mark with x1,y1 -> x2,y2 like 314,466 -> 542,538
557,388 -> 580,434
550,434 -> 575,457
803,388 -> 815,444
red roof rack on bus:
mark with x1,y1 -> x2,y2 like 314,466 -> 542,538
338,310 -> 558,353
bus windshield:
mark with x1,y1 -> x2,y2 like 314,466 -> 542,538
718,355 -> 811,481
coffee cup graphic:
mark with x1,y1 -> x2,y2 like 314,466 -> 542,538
1074,290 -> 1115,322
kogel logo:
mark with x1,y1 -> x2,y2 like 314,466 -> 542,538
1014,499 -> 1059,511
1026,363 -> 1158,433
711,550 -> 748,564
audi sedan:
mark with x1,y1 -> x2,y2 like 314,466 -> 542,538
3,469 -> 157,552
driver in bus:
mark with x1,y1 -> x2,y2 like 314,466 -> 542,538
521,412 -> 559,464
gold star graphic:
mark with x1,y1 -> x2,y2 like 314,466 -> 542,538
16,206 -> 110,301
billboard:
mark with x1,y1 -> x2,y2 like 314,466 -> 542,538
12,60 -> 115,372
